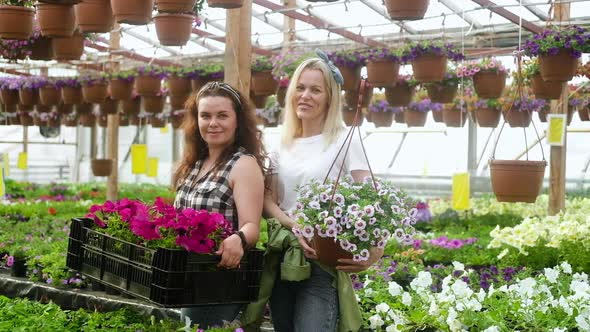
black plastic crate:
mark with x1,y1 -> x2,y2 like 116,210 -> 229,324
67,218 -> 264,307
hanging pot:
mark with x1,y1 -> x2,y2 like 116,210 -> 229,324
48,116 -> 61,128
110,0 -> 155,25
167,76 -> 191,97
344,88 -> 372,109
531,74 -> 563,99
252,94 -> 268,109
91,158 -> 113,176
442,107 -> 467,127
384,0 -> 429,20
109,79 -> 134,100
19,88 -> 39,106
82,83 -> 108,103
411,54 -> 447,83
170,95 -> 188,110
504,110 -> 531,128
39,86 -> 62,106
489,159 -> 546,203
75,0 -> 115,33
156,0 -> 197,12
36,3 -> 76,37
191,77 -> 210,92
52,32 -> 84,60
150,117 -> 166,128
78,113 -> 96,127
372,111 -> 394,128
473,70 -> 506,99
342,109 -> 364,127
123,96 -> 141,115
154,13 -> 194,47
0,6 -> 35,40
426,83 -> 457,103
207,0 -> 243,9
404,109 -> 428,127
29,37 -> 53,61
394,112 -> 405,123
3,104 -> 17,113
366,59 -> 400,87
312,235 -> 353,268
474,107 -> 501,128
538,49 -> 578,82
384,83 -> 414,107
61,86 -> 83,104
19,112 -> 34,126
56,102 -> 73,114
337,65 -> 361,91
251,71 -> 278,96
143,95 -> 165,113
1,89 -> 19,106
76,103 -> 94,115
100,97 -> 119,115
579,107 -> 590,122
135,75 -> 162,96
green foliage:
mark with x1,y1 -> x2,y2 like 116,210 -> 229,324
0,0 -> 35,7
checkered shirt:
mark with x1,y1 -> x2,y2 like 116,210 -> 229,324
174,148 -> 247,229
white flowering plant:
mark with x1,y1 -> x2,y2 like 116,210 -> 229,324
291,176 -> 417,262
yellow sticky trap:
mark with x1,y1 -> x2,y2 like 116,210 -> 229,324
452,172 -> 470,210
160,125 -> 169,134
547,114 -> 566,146
147,157 -> 159,178
2,153 -> 8,177
0,165 -> 4,197
131,144 -> 147,174
17,152 -> 27,170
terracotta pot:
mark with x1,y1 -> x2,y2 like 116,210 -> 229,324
251,71 -> 278,96
337,65 -> 361,91
76,102 -> 94,114
123,97 -> 141,114
167,76 -> 191,97
473,70 -> 506,99
52,32 -> 84,60
579,107 -> 590,122
75,0 -> 115,33
412,55 -> 447,83
82,84 -> 108,103
91,158 -> 113,176
207,0 -> 243,9
170,94 -> 188,110
384,83 -> 413,107
191,77 -> 210,92
276,86 -> 287,108
342,109 -> 364,126
404,110 -> 428,127
531,74 -> 563,99
372,111 -> 394,128
442,108 -> 467,127
154,13 -> 194,46
474,107 -> 501,128
48,116 -> 61,128
394,112 -> 405,123
366,59 -> 400,87
504,110 -> 531,128
0,6 -> 35,40
78,112 -> 96,127
150,117 -> 166,128
110,0 -> 155,25
109,79 -> 134,100
135,75 -> 162,96
19,113 -> 34,126
489,159 -> 546,203
100,97 -> 119,114
19,88 -> 39,106
344,88 -> 372,109
36,3 -> 76,37
39,86 -> 61,106
3,104 -> 17,113
18,103 -> 33,112
252,94 -> 267,109
156,0 -> 197,12
170,114 -> 184,129
426,83 -> 457,103
143,95 -> 165,113
29,37 -> 53,60
36,104 -> 52,113
539,49 -> 578,82
56,102 -> 73,114
312,235 -> 353,268
1,89 -> 19,105
61,86 -> 83,104
384,0 -> 429,20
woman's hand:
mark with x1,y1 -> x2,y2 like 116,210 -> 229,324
294,233 -> 317,260
335,247 -> 384,273
215,234 -> 244,269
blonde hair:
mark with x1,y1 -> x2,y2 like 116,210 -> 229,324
281,58 -> 344,148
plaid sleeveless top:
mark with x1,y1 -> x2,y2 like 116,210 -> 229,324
174,148 -> 248,229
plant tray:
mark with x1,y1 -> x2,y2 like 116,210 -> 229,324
66,218 -> 263,307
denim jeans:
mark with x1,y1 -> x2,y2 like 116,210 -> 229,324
269,262 -> 339,332
180,304 -> 243,329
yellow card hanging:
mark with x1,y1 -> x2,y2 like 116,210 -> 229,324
2,153 -> 8,177
147,157 -> 159,178
131,144 -> 147,174
160,125 -> 169,134
0,166 -> 4,197
17,152 -> 27,170
452,172 -> 470,210
547,114 -> 566,146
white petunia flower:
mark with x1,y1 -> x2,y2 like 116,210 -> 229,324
364,205 -> 375,217
333,193 -> 345,206
333,206 -> 343,217
388,282 -> 403,297
368,314 -> 384,329
375,303 -> 390,313
308,200 -> 321,210
544,267 -> 560,284
561,262 -> 573,274
401,292 -> 412,305
482,327 -> 501,332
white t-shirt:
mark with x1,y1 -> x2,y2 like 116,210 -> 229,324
270,129 -> 369,213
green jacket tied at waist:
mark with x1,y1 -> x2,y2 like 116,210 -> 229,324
242,218 -> 362,332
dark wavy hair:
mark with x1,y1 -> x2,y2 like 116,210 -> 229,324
173,82 -> 267,187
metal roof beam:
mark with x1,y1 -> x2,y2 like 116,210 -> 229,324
251,7 -> 309,41
253,0 -> 386,47
358,0 -> 418,34
192,28 -> 274,56
521,0 -> 549,21
121,29 -> 182,56
188,37 -> 223,52
470,0 -> 543,33
438,0 -> 483,29
85,41 -> 177,67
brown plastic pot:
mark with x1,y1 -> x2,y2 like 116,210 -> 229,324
473,70 -> 506,99
384,83 -> 414,107
142,95 -> 165,113
251,71 -> 278,96
337,65 -> 361,91
344,88 -> 372,109
39,86 -> 62,106
412,55 -> 447,83
579,107 -> 590,122
170,95 -> 188,110
154,13 -> 194,47
474,107 -> 501,128
29,37 -> 53,60
312,235 -> 353,268
531,74 -> 563,100
1,89 -> 19,105
100,97 -> 119,114
489,159 -> 546,203
504,110 -> 532,128
0,6 -> 35,40
82,84 -> 108,104
442,107 -> 467,127
36,3 -> 76,37
135,75 -> 162,96
207,0 -> 243,9
75,0 -> 115,33
61,86 -> 83,104
52,32 -> 84,60
426,83 -> 457,103
156,0 -> 197,12
111,0 -> 155,25
342,109 -> 364,127
538,49 -> 578,82
384,0 -> 429,20
366,59 -> 400,87
404,109 -> 428,127
372,111 -> 394,128
167,76 -> 191,97
123,96 -> 141,114
109,79 -> 134,100
19,88 -> 39,106
91,158 -> 113,176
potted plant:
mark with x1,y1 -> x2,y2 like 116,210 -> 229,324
0,77 -> 20,105
368,99 -> 395,128
522,25 -> 589,82
384,0 -> 428,21
80,74 -> 108,104
400,41 -> 464,83
0,0 -> 35,40
186,62 -> 224,92
142,88 -> 167,114
442,98 -> 468,127
364,47 -> 401,87
74,0 -> 115,33
135,65 -> 167,97
0,25 -> 50,61
458,57 -> 508,99
165,66 -> 192,97
292,177 -> 417,267
56,77 -> 82,104
16,76 -> 44,106
327,49 -> 366,91
36,1 -> 76,37
473,98 -> 502,128
38,77 -> 62,106
123,93 -> 141,115
251,56 -> 278,96
108,69 -> 137,101
2,247 -> 28,277
111,0 -> 155,25
502,95 -> 545,128
405,98 -> 441,127
52,29 -> 84,60
384,75 -> 417,107
424,69 -> 460,103
154,11 -> 195,47
521,59 -> 563,99
573,84 -> 590,122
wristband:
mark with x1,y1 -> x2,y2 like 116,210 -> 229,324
236,230 -> 248,250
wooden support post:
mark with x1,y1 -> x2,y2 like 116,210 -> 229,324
106,24 -> 120,201
548,0 -> 569,215
283,0 -> 296,51
224,1 -> 252,98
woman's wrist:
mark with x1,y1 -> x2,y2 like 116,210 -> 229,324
235,230 -> 248,250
